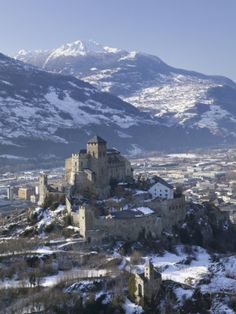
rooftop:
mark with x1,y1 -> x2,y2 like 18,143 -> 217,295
151,176 -> 174,189
87,136 -> 107,144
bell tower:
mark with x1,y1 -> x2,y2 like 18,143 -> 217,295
144,259 -> 154,280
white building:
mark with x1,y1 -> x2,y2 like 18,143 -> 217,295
148,177 -> 174,200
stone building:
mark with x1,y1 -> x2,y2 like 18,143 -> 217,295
38,173 -> 48,205
38,173 -> 65,206
65,136 -> 133,198
134,259 -> 162,304
68,195 -> 186,243
148,176 -> 174,200
73,204 -> 163,243
18,187 -> 34,201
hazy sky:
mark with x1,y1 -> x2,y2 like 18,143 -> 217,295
1,0 -> 236,81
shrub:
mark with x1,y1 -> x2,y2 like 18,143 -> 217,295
128,274 -> 136,302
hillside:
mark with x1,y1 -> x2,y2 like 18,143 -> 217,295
15,40 -> 236,139
0,52 -> 217,162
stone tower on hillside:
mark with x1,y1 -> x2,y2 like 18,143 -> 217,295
38,173 -> 48,205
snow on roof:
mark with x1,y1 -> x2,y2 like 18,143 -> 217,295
131,207 -> 154,215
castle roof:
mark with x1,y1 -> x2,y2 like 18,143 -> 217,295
151,176 -> 173,189
87,136 -> 107,144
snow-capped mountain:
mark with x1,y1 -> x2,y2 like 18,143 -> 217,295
0,51 -> 227,160
15,40 -> 236,138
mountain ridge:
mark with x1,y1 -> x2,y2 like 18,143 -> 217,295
14,39 -> 236,138
0,42 -> 236,161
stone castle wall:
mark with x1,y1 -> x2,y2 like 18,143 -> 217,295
72,196 -> 186,243
76,205 -> 163,242
150,196 -> 186,231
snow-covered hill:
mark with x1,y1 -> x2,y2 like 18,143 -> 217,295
2,51 -> 221,160
0,52 -> 155,158
15,40 -> 236,138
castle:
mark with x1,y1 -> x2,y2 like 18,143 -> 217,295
38,135 -> 186,244
65,136 -> 133,198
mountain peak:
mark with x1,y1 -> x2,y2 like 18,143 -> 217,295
48,39 -> 122,59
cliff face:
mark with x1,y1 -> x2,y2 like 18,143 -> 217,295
179,202 -> 235,252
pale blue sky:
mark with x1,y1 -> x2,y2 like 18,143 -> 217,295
1,0 -> 236,80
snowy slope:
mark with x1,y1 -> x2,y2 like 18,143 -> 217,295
0,52 -> 158,158
15,40 -> 236,138
2,51 -> 221,160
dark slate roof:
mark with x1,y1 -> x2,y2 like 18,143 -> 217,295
87,136 -> 107,144
152,176 -> 173,189
111,210 -> 142,219
79,149 -> 87,154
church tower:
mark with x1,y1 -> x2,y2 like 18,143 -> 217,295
144,259 -> 154,280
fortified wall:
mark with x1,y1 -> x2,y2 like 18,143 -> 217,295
70,196 -> 186,243
149,196 -> 186,230
75,205 -> 162,242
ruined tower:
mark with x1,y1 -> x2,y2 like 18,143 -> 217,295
38,173 -> 48,205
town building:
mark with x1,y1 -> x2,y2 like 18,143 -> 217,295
18,187 -> 34,200
148,176 -> 174,200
